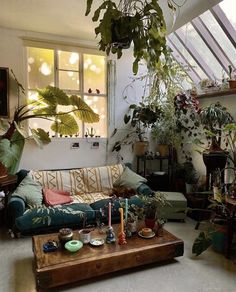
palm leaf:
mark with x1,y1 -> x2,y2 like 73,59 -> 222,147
70,95 -> 99,123
51,113 -> 79,135
31,128 -> 51,148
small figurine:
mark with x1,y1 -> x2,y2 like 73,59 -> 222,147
118,231 -> 127,245
106,226 -> 116,244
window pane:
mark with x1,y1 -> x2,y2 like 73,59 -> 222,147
28,90 -> 54,136
59,70 -> 80,90
28,48 -> 54,89
178,24 -> 227,80
84,95 -> 107,137
84,54 -> 106,95
219,0 -> 236,30
200,10 -> 236,68
58,51 -> 79,71
168,34 -> 208,80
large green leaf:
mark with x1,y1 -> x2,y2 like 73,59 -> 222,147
37,86 -> 70,106
70,95 -> 99,123
85,0 -> 94,16
192,231 -> 212,256
31,128 -> 51,148
51,114 -> 79,136
0,131 -> 25,173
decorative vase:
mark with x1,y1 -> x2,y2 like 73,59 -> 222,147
58,228 -> 73,248
127,219 -> 138,234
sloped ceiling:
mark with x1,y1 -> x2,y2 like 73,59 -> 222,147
0,0 -> 221,42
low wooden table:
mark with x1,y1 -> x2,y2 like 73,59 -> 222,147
32,224 -> 184,289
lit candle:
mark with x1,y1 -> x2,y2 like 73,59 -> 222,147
119,208 -> 124,233
125,198 -> 128,223
108,202 -> 111,228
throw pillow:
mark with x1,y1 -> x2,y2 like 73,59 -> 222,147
113,167 -> 147,190
43,188 -> 73,206
11,175 -> 43,207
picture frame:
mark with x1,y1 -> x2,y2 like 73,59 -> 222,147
0,67 -> 9,118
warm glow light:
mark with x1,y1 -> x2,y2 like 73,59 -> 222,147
90,64 -> 97,72
28,57 -> 34,64
39,62 -> 51,75
28,91 -> 39,101
28,65 -> 31,73
93,108 -> 98,114
86,58 -> 92,65
100,114 -> 105,119
86,100 -> 92,105
76,80 -> 79,84
95,68 -> 101,74
69,52 -> 79,64
33,122 -> 38,127
84,63 -> 89,69
67,71 -> 74,77
93,96 -> 98,102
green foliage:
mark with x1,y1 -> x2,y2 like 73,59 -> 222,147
192,231 -> 213,256
0,86 -> 99,173
86,0 -> 171,74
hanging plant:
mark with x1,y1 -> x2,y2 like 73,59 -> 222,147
86,0 -> 175,74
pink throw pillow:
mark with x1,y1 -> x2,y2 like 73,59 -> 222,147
43,188 -> 72,206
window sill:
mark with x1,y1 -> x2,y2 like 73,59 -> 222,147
197,88 -> 236,99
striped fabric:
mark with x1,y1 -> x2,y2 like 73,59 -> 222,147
30,164 -> 124,205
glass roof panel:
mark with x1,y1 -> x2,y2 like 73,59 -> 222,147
200,10 -> 236,68
219,0 -> 236,30
168,34 -> 208,80
177,24 -> 227,81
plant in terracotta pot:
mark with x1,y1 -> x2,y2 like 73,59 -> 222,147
112,102 -> 162,157
0,84 -> 99,174
139,191 -> 168,229
228,65 -> 236,89
85,0 -> 176,74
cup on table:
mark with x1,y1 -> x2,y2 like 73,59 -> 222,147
79,229 -> 91,244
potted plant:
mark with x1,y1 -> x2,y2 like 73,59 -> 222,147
0,83 -> 99,174
139,191 -> 168,229
112,102 -> 161,157
85,0 -> 173,74
183,161 -> 199,194
228,65 -> 236,89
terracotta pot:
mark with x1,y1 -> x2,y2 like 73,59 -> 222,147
133,141 -> 149,156
145,218 -> 156,229
0,162 -> 8,179
156,144 -> 169,157
228,80 -> 236,89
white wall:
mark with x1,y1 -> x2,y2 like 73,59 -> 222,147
0,26 -> 145,170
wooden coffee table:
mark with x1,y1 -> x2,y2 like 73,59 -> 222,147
32,224 -> 184,289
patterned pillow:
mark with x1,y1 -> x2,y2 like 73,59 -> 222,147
74,191 -> 110,204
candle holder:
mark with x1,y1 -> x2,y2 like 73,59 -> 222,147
106,226 -> 116,244
118,231 -> 127,245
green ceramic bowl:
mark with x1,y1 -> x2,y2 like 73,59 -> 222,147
65,240 -> 83,252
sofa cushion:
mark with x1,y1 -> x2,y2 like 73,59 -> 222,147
43,188 -> 73,206
11,175 -> 43,207
80,164 -> 124,193
15,203 -> 95,232
74,191 -> 110,204
113,167 -> 147,190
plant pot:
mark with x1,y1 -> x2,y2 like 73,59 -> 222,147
228,80 -> 236,89
133,141 -> 149,156
212,220 -> 227,253
0,162 -> 8,179
127,220 -> 138,234
203,151 -> 228,190
156,144 -> 169,157
111,16 -> 132,49
145,218 -> 156,229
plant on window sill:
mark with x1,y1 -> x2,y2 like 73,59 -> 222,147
0,81 -> 99,174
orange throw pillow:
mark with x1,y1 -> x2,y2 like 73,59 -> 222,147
43,188 -> 73,206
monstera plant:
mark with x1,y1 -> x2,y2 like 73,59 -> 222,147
0,86 -> 99,174
85,0 -> 175,74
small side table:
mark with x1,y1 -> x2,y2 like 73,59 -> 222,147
0,174 -> 18,226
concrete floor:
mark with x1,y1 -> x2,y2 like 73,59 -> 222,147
0,217 -> 236,292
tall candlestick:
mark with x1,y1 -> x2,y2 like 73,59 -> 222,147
125,198 -> 128,223
119,208 -> 124,233
108,202 -> 111,227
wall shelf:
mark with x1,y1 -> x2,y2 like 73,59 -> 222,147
197,88 -> 236,99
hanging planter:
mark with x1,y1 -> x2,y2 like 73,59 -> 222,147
85,0 -> 174,74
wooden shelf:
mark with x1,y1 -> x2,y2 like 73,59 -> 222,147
197,88 -> 236,99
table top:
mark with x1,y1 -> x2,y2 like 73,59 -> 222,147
0,174 -> 17,187
32,223 -> 183,271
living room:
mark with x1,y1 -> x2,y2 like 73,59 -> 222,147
0,0 -> 236,291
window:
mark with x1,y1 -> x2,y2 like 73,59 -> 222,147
27,46 -> 107,138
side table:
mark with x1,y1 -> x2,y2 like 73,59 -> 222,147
0,174 -> 18,226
